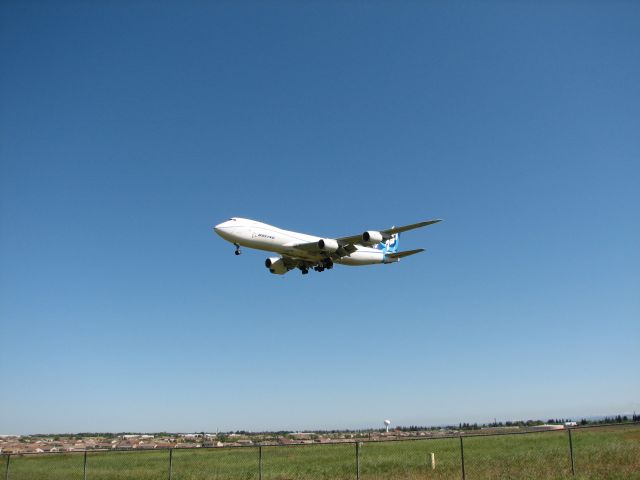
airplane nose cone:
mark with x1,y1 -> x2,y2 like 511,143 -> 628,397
214,219 -> 237,239
214,221 -> 231,238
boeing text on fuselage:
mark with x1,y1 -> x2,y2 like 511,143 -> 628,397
214,217 -> 441,275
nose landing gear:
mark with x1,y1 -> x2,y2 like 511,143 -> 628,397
234,243 -> 241,255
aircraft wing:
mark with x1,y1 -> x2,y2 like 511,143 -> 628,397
335,219 -> 442,245
291,241 -> 357,258
280,255 -> 302,270
290,219 -> 441,257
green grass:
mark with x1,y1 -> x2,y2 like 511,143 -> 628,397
3,424 -> 639,480
572,425 -> 640,480
464,430 -> 571,479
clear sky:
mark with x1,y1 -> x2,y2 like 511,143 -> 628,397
1,1 -> 638,434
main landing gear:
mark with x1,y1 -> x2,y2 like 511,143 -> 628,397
234,243 -> 241,255
302,258 -> 334,275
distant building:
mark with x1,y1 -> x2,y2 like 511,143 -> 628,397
530,424 -> 565,431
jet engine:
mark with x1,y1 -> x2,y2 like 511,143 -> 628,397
318,238 -> 339,252
362,231 -> 383,245
265,257 -> 287,275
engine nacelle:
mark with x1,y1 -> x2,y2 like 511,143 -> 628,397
265,257 -> 287,275
318,238 -> 339,252
362,230 -> 383,245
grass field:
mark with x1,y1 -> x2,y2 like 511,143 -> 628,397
3,424 -> 639,480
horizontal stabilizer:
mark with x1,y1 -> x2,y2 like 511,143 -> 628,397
386,248 -> 425,260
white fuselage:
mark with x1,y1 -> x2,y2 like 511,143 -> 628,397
214,218 -> 385,265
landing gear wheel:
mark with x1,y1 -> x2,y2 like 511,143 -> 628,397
301,268 -> 309,275
234,243 -> 241,255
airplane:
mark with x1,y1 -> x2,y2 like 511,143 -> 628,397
213,217 -> 442,275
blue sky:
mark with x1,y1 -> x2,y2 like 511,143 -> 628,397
1,1 -> 638,434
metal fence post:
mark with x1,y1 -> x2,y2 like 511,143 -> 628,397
459,435 -> 466,480
168,449 -> 173,480
567,428 -> 575,476
4,454 -> 10,480
355,442 -> 361,480
258,446 -> 263,480
83,451 -> 87,480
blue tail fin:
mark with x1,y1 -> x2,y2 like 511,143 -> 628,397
379,233 -> 400,254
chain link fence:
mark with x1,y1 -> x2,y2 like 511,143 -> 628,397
2,422 -> 639,480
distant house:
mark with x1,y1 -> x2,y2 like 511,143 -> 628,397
290,432 -> 314,440
154,443 -> 174,449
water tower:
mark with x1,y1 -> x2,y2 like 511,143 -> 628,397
384,419 -> 391,433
